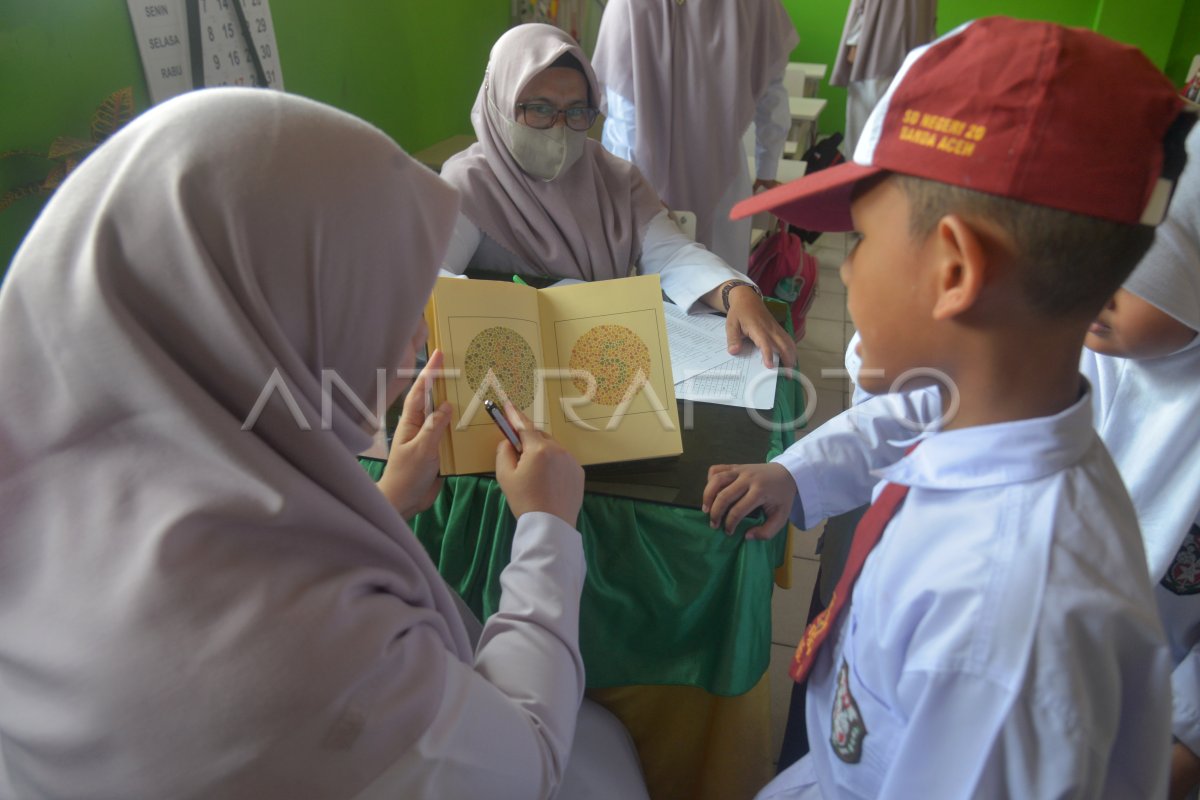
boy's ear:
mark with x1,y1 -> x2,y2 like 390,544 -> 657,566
929,214 -> 987,321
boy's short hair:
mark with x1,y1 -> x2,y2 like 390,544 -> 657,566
894,175 -> 1155,318
733,18 -> 1187,263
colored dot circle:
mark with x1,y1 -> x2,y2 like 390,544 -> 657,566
464,326 -> 537,410
568,325 -> 651,406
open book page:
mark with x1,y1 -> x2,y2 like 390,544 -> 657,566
537,275 -> 683,466
425,277 -> 543,475
666,307 -> 779,409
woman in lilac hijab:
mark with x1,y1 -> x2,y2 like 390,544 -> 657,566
441,23 -> 796,369
0,88 -> 647,800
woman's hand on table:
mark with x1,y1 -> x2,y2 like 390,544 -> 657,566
702,462 -> 796,539
724,285 -> 797,369
495,403 -> 585,527
378,349 -> 452,519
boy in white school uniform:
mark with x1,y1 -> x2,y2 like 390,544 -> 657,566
1081,121 -> 1200,798
702,17 -> 1192,798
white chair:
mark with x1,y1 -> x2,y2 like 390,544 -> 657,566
787,96 -> 828,156
784,62 -> 828,98
668,209 -> 696,241
783,62 -> 809,98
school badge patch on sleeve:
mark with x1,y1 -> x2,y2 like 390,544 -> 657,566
830,659 -> 868,763
1162,524 -> 1200,595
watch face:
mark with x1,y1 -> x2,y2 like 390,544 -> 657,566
188,0 -> 283,90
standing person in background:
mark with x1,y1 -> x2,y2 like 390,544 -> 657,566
831,0 -> 936,157
1081,121 -> 1200,800
592,0 -> 798,271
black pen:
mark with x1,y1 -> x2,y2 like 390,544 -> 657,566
484,399 -> 523,453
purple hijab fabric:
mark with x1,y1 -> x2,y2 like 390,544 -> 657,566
0,89 -> 471,798
440,23 -> 663,281
830,0 -> 938,87
591,0 -> 798,250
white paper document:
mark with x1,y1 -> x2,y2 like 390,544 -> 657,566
663,303 -> 778,409
675,352 -> 778,409
663,303 -> 733,377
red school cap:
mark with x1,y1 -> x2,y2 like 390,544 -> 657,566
733,17 -> 1185,231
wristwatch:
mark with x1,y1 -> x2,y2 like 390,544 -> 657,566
721,280 -> 762,312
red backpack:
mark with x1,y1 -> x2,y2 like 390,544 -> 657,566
747,222 -> 819,340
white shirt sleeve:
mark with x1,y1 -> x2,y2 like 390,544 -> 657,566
1160,586 -> 1200,755
639,209 -> 749,312
771,386 -> 943,528
601,89 -> 636,164
872,668 -> 1109,798
754,77 -> 792,181
1173,647 -> 1200,756
440,212 -> 483,275
353,512 -> 586,800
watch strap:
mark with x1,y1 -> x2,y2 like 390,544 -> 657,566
721,280 -> 761,312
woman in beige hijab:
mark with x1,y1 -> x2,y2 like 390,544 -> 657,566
441,23 -> 795,369
0,88 -> 646,799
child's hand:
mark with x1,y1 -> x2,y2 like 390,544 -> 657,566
702,462 -> 796,539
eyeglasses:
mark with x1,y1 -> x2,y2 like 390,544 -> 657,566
516,103 -> 599,131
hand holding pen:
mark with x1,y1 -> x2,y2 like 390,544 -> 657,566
493,402 -> 584,527
485,399 -> 522,453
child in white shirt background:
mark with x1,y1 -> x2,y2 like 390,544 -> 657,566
1081,120 -> 1200,799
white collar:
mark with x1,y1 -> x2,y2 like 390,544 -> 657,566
875,382 -> 1096,491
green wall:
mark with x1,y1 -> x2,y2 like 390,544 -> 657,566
1168,0 -> 1200,87
0,1 -> 507,272
780,0 -> 1195,153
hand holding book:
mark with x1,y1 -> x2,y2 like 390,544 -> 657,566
377,349 -> 453,518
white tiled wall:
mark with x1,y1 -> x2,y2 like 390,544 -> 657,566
767,230 -> 855,764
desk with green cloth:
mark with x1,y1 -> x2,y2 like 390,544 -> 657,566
357,291 -> 806,796
360,301 -> 804,800
361,372 -> 801,695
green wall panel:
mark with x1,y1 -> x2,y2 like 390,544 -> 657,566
778,0 -> 850,146
0,1 -> 507,274
274,3 -> 506,154
1167,0 -> 1200,85
1094,0 -> 1186,67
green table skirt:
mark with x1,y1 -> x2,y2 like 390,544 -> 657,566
363,369 -> 804,696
